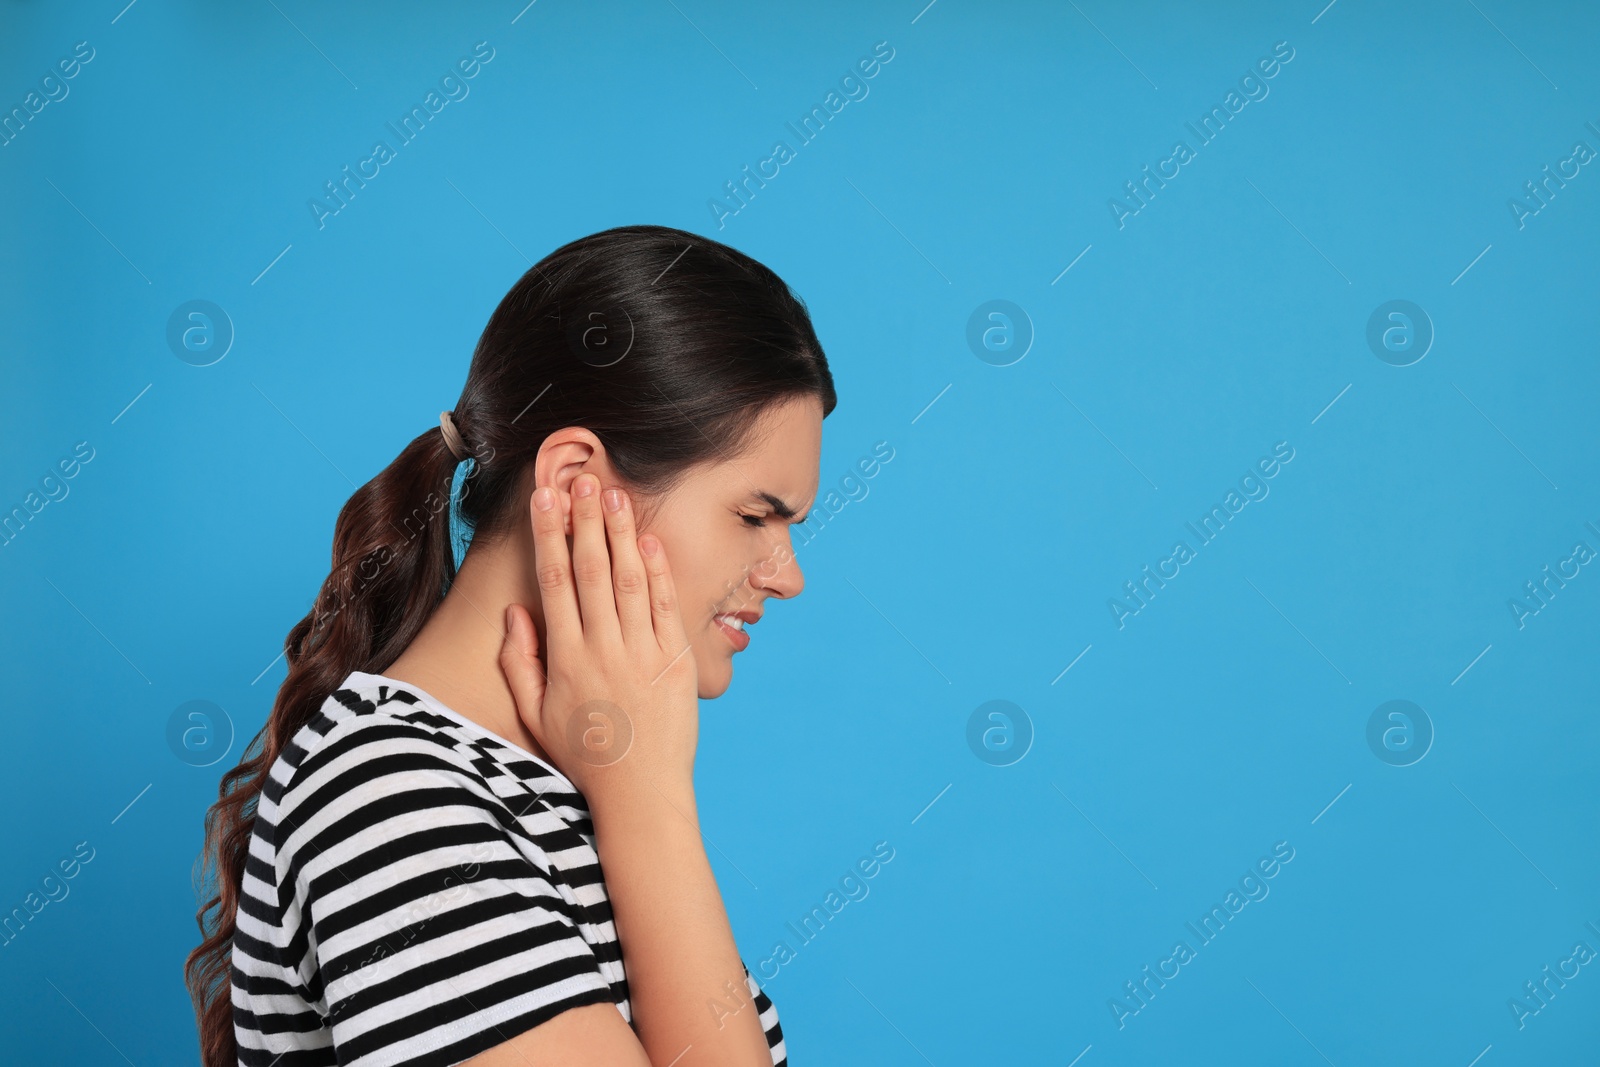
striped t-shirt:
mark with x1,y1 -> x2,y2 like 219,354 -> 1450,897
231,670 -> 787,1066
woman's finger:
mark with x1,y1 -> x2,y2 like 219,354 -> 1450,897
602,486 -> 651,644
639,533 -> 689,655
530,483 -> 581,651
498,603 -> 547,737
569,473 -> 622,646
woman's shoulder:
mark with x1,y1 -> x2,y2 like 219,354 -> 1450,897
256,672 -> 507,844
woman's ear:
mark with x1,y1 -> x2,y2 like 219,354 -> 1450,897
534,427 -> 618,534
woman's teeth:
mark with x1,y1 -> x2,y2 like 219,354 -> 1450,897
714,614 -> 745,631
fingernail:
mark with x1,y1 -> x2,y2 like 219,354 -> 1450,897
534,487 -> 555,511
573,476 -> 595,498
640,534 -> 658,557
603,488 -> 622,512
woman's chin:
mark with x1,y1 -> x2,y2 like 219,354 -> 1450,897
698,678 -> 731,700
696,656 -> 733,699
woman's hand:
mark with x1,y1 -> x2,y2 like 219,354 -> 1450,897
499,472 -> 700,806
499,473 -> 772,1066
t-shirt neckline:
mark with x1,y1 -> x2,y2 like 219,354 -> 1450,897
343,669 -> 578,793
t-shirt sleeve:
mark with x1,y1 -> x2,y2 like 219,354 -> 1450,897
273,718 -> 618,1067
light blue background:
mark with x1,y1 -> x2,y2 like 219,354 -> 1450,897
3,1 -> 1598,1063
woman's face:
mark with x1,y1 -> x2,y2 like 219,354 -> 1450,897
639,395 -> 822,698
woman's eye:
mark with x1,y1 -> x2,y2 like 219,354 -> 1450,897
740,513 -> 767,528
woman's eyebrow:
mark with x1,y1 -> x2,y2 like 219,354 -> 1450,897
749,490 -> 800,520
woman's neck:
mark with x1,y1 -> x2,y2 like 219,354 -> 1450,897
381,536 -> 556,768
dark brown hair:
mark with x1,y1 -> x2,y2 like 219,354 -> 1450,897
183,224 -> 836,1065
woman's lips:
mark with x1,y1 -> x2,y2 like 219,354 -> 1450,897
716,614 -> 752,655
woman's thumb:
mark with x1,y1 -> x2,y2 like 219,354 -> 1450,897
499,604 -> 544,692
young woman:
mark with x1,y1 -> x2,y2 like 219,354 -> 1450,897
184,225 -> 836,1066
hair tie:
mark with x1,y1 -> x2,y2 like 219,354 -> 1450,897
439,410 -> 466,462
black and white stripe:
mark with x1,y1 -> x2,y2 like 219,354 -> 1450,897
232,670 -> 787,1066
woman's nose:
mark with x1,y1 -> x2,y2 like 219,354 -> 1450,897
752,541 -> 804,599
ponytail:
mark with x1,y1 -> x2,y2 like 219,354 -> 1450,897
184,422 -> 466,1067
